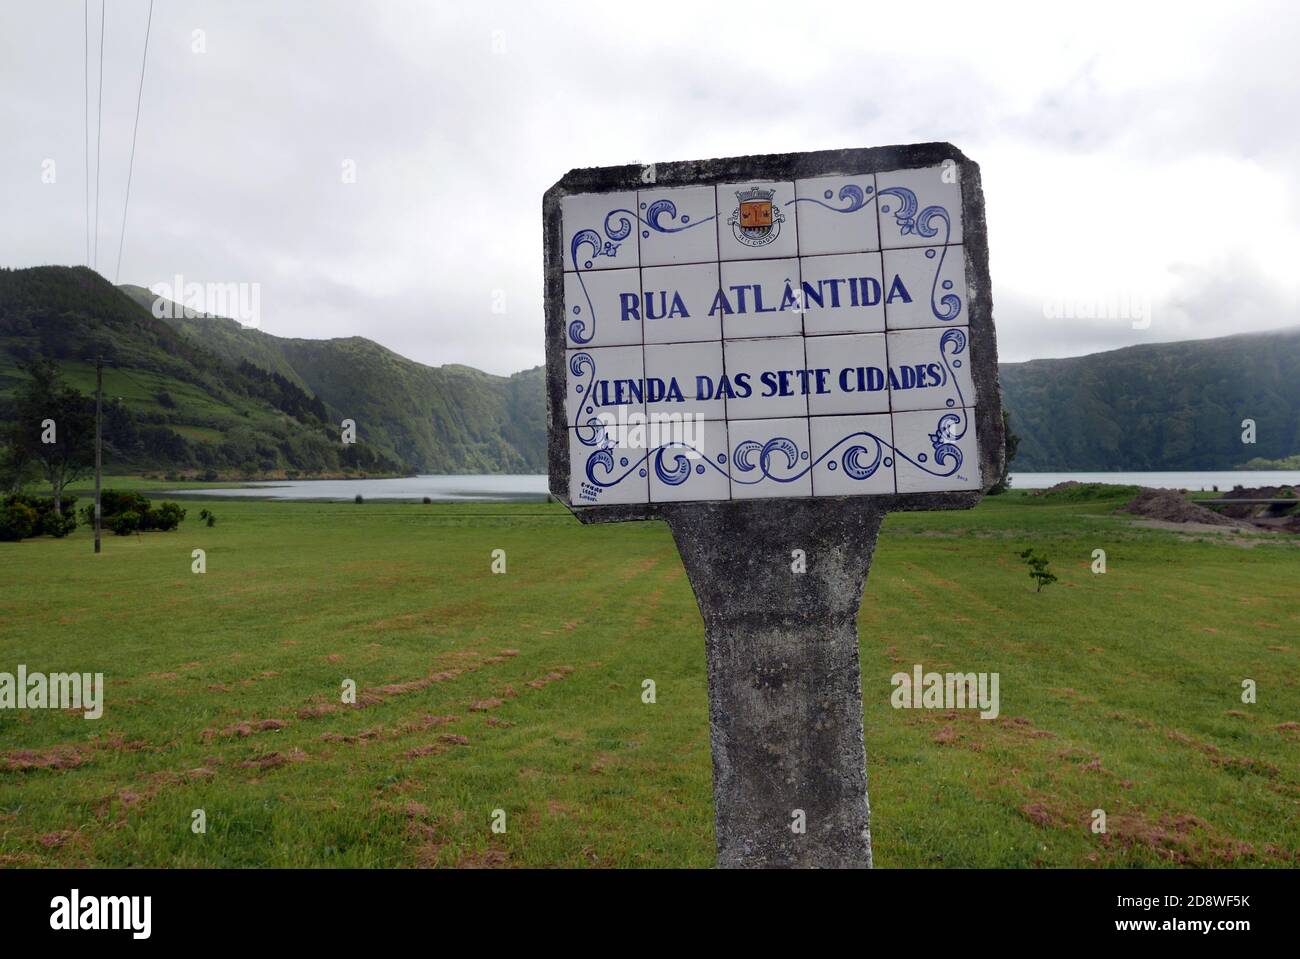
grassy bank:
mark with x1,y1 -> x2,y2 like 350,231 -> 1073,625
1,490 -> 1297,867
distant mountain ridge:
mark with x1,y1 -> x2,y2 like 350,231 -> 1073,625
1000,328 -> 1300,471
134,284 -> 1300,472
2,265 -> 1297,476
118,283 -> 545,473
0,266 -> 385,477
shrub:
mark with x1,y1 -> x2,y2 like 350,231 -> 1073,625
111,510 -> 141,536
199,508 -> 216,527
81,490 -> 186,534
0,502 -> 38,542
422,496 -> 432,504
1018,548 -> 1058,592
3,493 -> 76,539
146,502 -> 187,532
354,494 -> 364,504
80,490 -> 150,526
43,511 -> 78,538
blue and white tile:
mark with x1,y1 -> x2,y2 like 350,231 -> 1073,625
882,245 -> 966,330
715,181 -> 798,261
721,335 -> 808,420
793,175 -> 880,255
644,340 -> 726,421
637,185 -> 719,267
799,252 -> 886,335
568,428 -> 651,506
564,266 -> 642,348
875,165 -> 963,249
640,262 -> 722,345
648,419 -> 731,504
728,416 -> 812,500
562,191 -> 640,272
565,344 -> 645,431
810,414 -> 895,497
891,407 -> 981,493
804,333 -> 889,416
719,257 -> 803,340
885,326 -> 975,413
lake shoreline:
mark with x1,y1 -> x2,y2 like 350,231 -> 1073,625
149,470 -> 1300,502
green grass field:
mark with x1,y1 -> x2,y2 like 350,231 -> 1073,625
1,488 -> 1297,867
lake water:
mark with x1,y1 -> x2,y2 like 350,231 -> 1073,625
167,470 -> 1300,502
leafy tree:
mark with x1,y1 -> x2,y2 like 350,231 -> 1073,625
1,360 -> 96,515
0,442 -> 40,493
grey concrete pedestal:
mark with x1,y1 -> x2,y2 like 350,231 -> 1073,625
665,498 -> 884,869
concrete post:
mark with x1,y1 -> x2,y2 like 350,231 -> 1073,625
666,498 -> 884,868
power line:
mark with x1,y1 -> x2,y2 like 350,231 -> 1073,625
114,0 -> 154,285
84,0 -> 90,266
93,0 -> 105,271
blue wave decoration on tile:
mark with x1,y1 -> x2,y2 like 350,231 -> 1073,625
567,203 -> 716,344
580,410 -> 966,491
787,183 -> 960,323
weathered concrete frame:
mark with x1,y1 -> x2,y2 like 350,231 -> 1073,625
543,142 -> 1004,520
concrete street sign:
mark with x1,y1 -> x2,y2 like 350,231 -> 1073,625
544,142 -> 1004,867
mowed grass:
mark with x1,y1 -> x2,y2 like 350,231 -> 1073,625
0,491 -> 1297,868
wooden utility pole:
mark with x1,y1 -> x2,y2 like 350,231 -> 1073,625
94,355 -> 102,554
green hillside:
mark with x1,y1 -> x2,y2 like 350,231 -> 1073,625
1000,329 -> 1300,471
5,265 -> 1297,477
120,284 -> 546,474
0,266 -> 400,476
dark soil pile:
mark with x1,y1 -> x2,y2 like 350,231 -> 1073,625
1119,488 -> 1240,527
1213,485 -> 1300,521
1039,480 -> 1081,495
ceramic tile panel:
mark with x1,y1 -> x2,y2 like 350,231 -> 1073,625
728,416 -> 812,500
875,165 -> 963,250
803,333 -> 890,416
643,340 -> 726,421
719,257 -> 804,340
568,427 -> 651,506
885,326 -> 975,413
648,419 -> 731,503
882,245 -> 966,331
637,185 -> 719,267
799,252 -> 886,335
891,407 -> 981,493
562,191 -> 640,272
565,344 -> 646,432
551,152 -> 986,508
640,262 -> 722,345
793,175 -> 880,255
716,181 -> 799,261
809,414 -> 896,496
564,266 -> 643,348
721,335 -> 809,421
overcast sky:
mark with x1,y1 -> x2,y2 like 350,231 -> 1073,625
2,0 -> 1297,375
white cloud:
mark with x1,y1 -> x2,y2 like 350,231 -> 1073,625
0,0 -> 1296,373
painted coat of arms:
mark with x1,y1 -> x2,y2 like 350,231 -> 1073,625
728,187 -> 784,248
